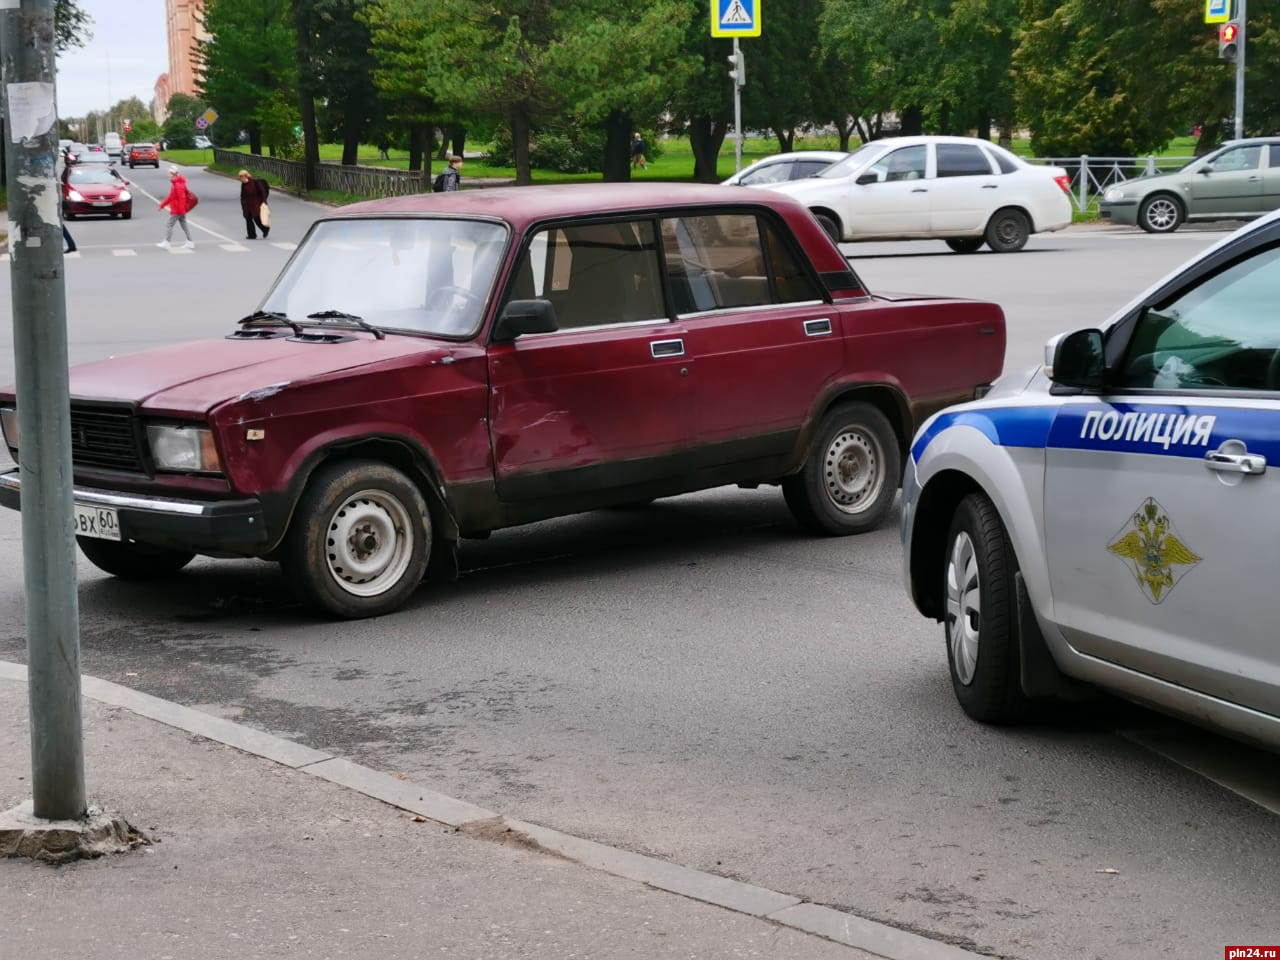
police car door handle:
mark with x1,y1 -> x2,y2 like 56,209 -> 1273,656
1204,451 -> 1267,475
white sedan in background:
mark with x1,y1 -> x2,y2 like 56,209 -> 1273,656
766,135 -> 1073,253
721,150 -> 847,187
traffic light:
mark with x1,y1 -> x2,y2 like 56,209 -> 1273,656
1218,21 -> 1240,61
726,48 -> 745,87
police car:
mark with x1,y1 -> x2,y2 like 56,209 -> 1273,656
903,210 -> 1280,750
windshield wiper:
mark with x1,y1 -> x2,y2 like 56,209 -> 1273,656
238,310 -> 302,336
305,310 -> 385,340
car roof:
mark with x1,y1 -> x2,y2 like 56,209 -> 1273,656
335,182 -> 812,230
754,150 -> 847,163
859,135 -> 1016,151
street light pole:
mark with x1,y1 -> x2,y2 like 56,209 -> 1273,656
0,0 -> 87,822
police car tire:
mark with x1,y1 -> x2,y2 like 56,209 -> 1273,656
944,494 -> 1029,723
76,537 -> 195,580
783,402 -> 899,536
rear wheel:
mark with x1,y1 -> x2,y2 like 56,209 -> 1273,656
77,537 -> 195,580
1138,194 -> 1183,233
814,213 -> 841,245
282,459 -> 431,619
944,493 -> 1028,723
783,401 -> 900,535
945,237 -> 984,254
984,208 -> 1030,253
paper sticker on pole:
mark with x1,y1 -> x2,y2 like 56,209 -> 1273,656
711,0 -> 760,38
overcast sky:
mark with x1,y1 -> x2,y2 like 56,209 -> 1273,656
56,0 -> 168,118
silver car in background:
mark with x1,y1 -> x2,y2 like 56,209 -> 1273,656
902,209 -> 1280,750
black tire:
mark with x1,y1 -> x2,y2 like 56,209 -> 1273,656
945,237 -> 984,254
281,459 -> 431,619
814,212 -> 841,245
122,212 -> 132,220
984,208 -> 1030,253
77,537 -> 195,580
944,493 -> 1028,723
783,401 -> 900,536
1138,194 -> 1183,234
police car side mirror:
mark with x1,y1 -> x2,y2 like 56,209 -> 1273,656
1045,328 -> 1105,389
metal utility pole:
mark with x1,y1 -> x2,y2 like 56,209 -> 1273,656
728,40 -> 745,172
1234,0 -> 1247,140
0,0 -> 87,821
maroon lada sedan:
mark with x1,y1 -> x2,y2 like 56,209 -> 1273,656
62,165 -> 132,220
0,183 -> 1005,618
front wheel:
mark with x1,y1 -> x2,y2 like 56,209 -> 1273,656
282,459 -> 431,619
814,213 -> 841,245
984,208 -> 1030,253
945,238 -> 984,254
783,401 -> 900,535
1138,194 -> 1183,234
77,537 -> 195,580
944,493 -> 1028,723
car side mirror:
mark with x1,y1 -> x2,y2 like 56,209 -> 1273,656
493,299 -> 557,341
855,172 -> 878,186
1045,328 -> 1105,389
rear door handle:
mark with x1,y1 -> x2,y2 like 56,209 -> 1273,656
650,338 -> 685,358
911,187 -> 928,193
1204,451 -> 1267,475
982,184 -> 999,189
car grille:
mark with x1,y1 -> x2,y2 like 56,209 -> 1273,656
69,406 -> 145,473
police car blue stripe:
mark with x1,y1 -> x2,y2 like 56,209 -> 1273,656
914,401 -> 1280,464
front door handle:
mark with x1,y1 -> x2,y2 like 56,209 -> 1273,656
982,183 -> 999,189
650,338 -> 685,359
911,187 -> 928,193
1204,450 -> 1267,475
803,318 -> 832,337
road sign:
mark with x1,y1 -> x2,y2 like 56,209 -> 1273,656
194,117 -> 208,130
202,108 -> 218,126
1205,0 -> 1230,23
711,0 -> 760,38
122,118 -> 131,131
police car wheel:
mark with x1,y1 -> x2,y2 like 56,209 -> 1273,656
1138,194 -> 1184,234
783,402 -> 899,536
944,493 -> 1029,723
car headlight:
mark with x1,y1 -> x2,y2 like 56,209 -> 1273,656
66,189 -> 84,202
118,190 -> 131,201
1103,187 -> 1126,202
0,407 -> 18,450
146,424 -> 223,473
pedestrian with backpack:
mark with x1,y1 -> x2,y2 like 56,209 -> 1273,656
238,169 -> 271,239
157,166 -> 196,249
433,155 -> 463,192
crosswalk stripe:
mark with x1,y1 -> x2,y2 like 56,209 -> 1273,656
270,242 -> 297,251
111,249 -> 137,257
219,244 -> 250,253
64,251 -> 81,259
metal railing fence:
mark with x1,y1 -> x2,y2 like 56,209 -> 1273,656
1028,155 -> 1195,212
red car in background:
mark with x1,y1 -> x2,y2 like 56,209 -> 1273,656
124,142 -> 159,168
61,165 -> 132,219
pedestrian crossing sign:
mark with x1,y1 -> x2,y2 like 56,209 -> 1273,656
711,0 -> 760,38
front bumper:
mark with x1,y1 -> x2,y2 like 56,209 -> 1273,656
1098,198 -> 1139,224
0,469 -> 267,551
64,199 -> 132,217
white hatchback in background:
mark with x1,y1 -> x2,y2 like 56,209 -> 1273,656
765,135 -> 1073,253
721,150 -> 847,188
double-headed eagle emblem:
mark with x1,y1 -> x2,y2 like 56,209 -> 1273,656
1107,498 -> 1200,604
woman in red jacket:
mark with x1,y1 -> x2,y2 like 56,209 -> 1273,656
157,166 -> 195,249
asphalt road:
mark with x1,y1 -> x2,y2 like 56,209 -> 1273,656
0,188 -> 1276,960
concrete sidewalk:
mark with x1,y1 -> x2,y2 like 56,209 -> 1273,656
0,665 -> 982,960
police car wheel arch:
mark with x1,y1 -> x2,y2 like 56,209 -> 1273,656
945,492 -> 1029,723
784,401 -> 900,535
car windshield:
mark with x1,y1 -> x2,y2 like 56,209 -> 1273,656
816,142 -> 884,178
259,217 -> 508,338
67,168 -> 120,184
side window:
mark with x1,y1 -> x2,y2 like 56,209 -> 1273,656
936,144 -> 994,178
509,220 -> 665,330
661,213 -> 820,313
1208,145 -> 1262,172
1269,145 -> 1280,169
867,145 -> 927,183
791,160 -> 834,179
987,147 -> 1020,174
1120,244 -> 1280,392
738,162 -> 790,186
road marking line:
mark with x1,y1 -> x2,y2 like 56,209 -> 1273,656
219,243 -> 249,253
1123,725 -> 1280,816
128,179 -> 242,246
111,249 -> 137,257
270,241 -> 296,251
64,251 -> 81,259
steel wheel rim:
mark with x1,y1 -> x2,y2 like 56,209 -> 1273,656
946,532 -> 981,686
1145,199 -> 1178,231
324,488 -> 415,598
992,215 -> 1025,248
822,426 -> 884,515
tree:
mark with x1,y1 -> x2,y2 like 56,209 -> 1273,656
199,0 -> 298,155
297,0 -> 383,165
55,0 -> 92,53
161,93 -> 206,149
362,0 -> 447,174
